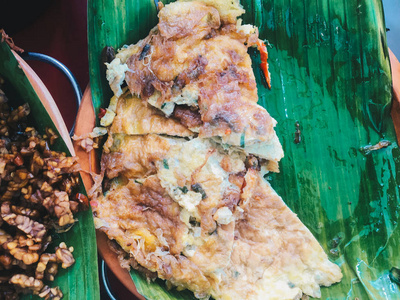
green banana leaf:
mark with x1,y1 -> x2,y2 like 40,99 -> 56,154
88,0 -> 400,299
0,41 -> 100,299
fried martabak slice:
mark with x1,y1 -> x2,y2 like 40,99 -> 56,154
212,169 -> 343,299
106,1 -> 283,164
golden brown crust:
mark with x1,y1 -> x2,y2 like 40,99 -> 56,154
101,134 -> 175,179
213,170 -> 342,299
172,105 -> 203,128
123,1 -> 275,147
94,176 -> 212,296
158,2 -> 220,40
110,94 -> 193,136
96,176 -> 185,254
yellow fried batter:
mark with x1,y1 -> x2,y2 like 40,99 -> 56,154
106,0 -> 283,162
95,1 -> 342,299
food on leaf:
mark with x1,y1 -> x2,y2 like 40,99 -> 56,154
92,0 -> 343,299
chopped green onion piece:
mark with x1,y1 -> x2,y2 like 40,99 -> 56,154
178,186 -> 188,193
191,183 -> 207,199
163,159 -> 169,169
240,131 -> 246,148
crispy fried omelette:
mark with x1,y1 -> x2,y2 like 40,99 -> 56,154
106,0 -> 283,164
93,0 -> 342,299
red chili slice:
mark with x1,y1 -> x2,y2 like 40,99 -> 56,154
257,39 -> 271,89
98,108 -> 107,119
76,193 -> 89,208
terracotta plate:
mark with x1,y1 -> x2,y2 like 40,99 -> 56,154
74,87 -> 144,299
